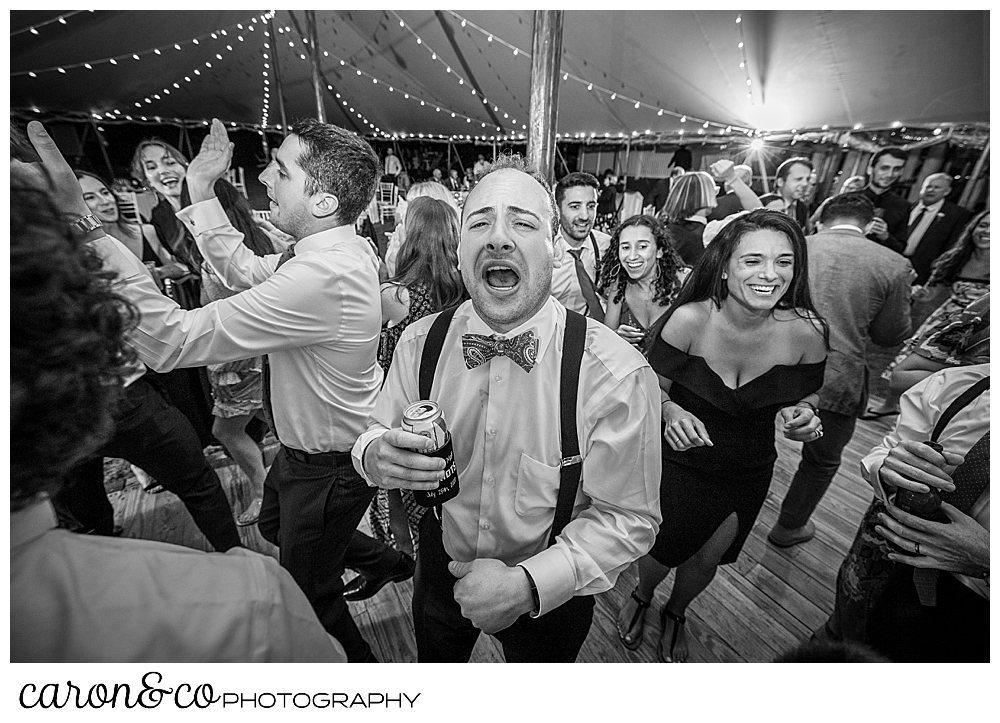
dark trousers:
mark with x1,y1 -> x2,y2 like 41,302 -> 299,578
53,377 -> 240,552
867,563 -> 989,662
412,512 -> 595,663
258,448 -> 377,662
344,530 -> 407,577
778,409 -> 858,529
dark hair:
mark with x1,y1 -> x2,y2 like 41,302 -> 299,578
468,154 -> 559,239
130,138 -> 187,188
180,178 -> 274,265
647,209 -> 828,351
75,170 -> 138,242
775,156 -> 813,182
290,118 -> 380,225
819,192 -> 875,227
599,215 -> 686,307
11,171 -> 138,510
555,171 -> 600,206
927,210 -> 990,287
391,196 -> 466,310
870,147 -> 908,168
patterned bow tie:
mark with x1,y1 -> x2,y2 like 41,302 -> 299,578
462,331 -> 539,373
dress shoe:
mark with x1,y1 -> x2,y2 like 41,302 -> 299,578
343,553 -> 415,602
767,520 -> 815,548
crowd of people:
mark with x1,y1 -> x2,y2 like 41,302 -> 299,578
10,115 -> 988,664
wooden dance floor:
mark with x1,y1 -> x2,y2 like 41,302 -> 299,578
110,410 -> 896,663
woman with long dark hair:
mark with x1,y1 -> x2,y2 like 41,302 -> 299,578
599,214 -> 689,349
179,179 -> 275,526
343,196 -> 467,601
75,170 -> 191,294
615,209 -> 827,662
130,140 -> 204,309
864,210 -> 989,419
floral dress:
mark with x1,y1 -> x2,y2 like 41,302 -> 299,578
368,282 -> 436,554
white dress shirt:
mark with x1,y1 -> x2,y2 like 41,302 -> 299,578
384,153 -> 402,176
352,297 -> 661,616
92,198 -> 383,453
11,500 -> 346,662
903,198 -> 945,256
549,227 -> 612,315
861,363 -> 989,599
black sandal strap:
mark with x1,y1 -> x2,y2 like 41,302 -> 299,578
662,606 -> 687,661
630,588 -> 651,609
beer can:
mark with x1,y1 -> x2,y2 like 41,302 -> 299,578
402,400 -> 460,506
893,440 -> 947,530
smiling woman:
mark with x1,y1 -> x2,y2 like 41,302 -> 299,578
615,209 -> 829,663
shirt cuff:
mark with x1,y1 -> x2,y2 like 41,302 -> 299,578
517,545 -> 577,617
861,451 -> 890,503
176,196 -> 230,235
351,427 -> 389,486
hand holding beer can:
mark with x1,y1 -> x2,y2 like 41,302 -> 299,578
402,401 -> 460,506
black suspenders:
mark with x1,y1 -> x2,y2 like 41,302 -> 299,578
418,307 -> 588,545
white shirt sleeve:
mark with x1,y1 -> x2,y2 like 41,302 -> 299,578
176,197 -> 281,291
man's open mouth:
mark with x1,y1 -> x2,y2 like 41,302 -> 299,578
484,265 -> 520,290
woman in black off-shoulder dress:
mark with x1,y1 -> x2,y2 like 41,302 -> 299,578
615,209 -> 828,662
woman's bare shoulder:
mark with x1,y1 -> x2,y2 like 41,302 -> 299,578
660,300 -> 710,345
780,309 -> 827,361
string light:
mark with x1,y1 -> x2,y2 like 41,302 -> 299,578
259,10 -> 276,129
282,25 -> 510,139
14,13 -> 261,77
444,9 -> 747,134
736,14 -> 754,105
13,10 -> 89,37
390,11 -> 521,132
114,15 -> 267,118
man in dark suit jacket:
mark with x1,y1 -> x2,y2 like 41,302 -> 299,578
860,147 -> 909,254
768,193 -> 914,548
902,173 -> 973,283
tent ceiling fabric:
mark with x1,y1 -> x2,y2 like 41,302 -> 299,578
11,10 -> 988,137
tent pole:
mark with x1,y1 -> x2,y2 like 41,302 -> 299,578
958,140 -> 989,209
526,10 -> 564,184
268,14 -> 289,135
493,139 -> 497,161
306,11 -> 326,123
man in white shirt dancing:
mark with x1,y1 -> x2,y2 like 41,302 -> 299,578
353,156 -> 661,662
25,118 -> 384,662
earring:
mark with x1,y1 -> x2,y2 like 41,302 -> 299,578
722,272 -> 728,280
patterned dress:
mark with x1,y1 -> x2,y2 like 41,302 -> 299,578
200,263 -> 264,418
882,279 -> 989,381
368,282 -> 436,554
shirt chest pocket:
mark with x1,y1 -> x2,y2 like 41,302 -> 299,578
514,453 -> 561,516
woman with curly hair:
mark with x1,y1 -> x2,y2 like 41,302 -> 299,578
599,214 -> 689,349
863,210 -> 989,419
615,209 -> 827,662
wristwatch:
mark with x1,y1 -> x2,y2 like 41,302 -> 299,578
70,214 -> 103,236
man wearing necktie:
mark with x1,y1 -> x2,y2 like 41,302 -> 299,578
902,173 -> 972,284
863,363 -> 989,662
353,156 -> 661,662
548,172 -> 612,321
28,118 -> 385,663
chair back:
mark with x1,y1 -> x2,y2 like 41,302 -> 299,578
225,167 -> 248,199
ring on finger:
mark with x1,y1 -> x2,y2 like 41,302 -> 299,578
914,541 -> 920,555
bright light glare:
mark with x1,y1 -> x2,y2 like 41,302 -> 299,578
749,138 -> 765,151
